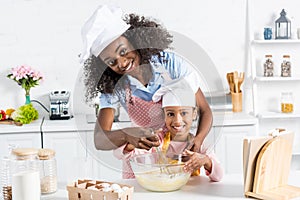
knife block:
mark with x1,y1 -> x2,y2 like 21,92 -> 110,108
243,131 -> 300,200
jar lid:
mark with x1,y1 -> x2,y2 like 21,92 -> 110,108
12,148 -> 39,158
283,55 -> 290,58
265,54 -> 272,57
38,148 -> 56,160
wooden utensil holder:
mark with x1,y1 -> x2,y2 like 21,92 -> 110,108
243,131 -> 300,200
231,92 -> 242,112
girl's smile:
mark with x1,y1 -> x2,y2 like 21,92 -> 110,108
164,106 -> 197,141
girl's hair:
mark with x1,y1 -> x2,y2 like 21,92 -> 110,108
83,14 -> 173,104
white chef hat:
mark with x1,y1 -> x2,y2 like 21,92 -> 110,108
80,5 -> 130,63
152,78 -> 196,108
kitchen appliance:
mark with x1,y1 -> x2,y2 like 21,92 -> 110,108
49,90 -> 71,120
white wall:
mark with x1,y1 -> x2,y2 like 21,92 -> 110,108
1,0 -> 300,116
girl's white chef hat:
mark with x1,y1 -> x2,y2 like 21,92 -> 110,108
152,78 -> 196,108
80,5 -> 130,63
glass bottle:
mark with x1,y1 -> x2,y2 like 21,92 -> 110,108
281,55 -> 291,77
38,148 -> 57,194
281,92 -> 294,113
264,55 -> 274,77
11,148 -> 40,200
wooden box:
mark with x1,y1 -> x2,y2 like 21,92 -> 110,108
66,179 -> 133,200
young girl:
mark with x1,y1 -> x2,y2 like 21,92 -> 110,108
114,79 -> 223,181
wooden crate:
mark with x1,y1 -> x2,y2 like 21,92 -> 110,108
66,180 -> 133,200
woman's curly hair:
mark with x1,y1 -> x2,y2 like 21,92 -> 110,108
83,14 -> 173,104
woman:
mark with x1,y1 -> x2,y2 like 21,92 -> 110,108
81,5 -> 212,153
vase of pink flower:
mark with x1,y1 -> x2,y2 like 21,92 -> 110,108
7,65 -> 43,104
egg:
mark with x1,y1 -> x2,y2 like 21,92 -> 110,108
110,183 -> 121,190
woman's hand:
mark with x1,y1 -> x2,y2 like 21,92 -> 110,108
183,150 -> 212,173
122,127 -> 161,150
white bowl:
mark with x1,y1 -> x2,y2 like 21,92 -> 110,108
129,152 -> 191,192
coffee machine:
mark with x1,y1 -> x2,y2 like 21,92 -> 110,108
49,90 -> 71,120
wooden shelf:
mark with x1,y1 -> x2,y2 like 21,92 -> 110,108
254,76 -> 300,82
257,112 -> 300,119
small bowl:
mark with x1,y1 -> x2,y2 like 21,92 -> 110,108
129,152 -> 191,192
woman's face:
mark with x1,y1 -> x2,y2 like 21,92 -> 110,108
163,106 -> 197,141
99,36 -> 141,75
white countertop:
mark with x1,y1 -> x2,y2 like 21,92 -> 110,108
41,171 -> 300,200
0,112 -> 258,134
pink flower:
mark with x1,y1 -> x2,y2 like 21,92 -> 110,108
7,65 -> 44,94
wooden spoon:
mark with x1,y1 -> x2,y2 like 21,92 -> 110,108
227,72 -> 234,93
233,71 -> 239,93
238,72 -> 244,92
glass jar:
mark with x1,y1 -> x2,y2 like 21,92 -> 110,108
0,157 -> 12,200
0,144 -> 18,200
281,55 -> 291,77
11,148 -> 40,200
264,27 -> 272,40
264,55 -> 274,77
281,92 -> 294,113
38,149 -> 57,194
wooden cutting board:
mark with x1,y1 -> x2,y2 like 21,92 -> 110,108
245,132 -> 300,200
243,135 -> 271,194
0,119 -> 22,126
252,133 -> 293,193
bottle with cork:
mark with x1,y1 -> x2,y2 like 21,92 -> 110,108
38,148 -> 57,194
281,55 -> 291,77
264,55 -> 274,77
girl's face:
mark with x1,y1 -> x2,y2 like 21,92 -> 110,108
163,106 -> 197,141
99,36 -> 141,76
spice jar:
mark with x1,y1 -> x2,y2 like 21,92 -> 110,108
281,92 -> 294,113
11,148 -> 40,200
281,55 -> 291,77
264,55 -> 274,77
38,148 -> 57,194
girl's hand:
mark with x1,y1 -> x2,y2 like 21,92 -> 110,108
122,127 -> 161,150
183,150 -> 212,173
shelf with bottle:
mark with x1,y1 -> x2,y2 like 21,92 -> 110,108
252,39 -> 300,45
254,75 -> 300,82
257,111 -> 300,119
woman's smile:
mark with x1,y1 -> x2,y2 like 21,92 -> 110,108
99,36 -> 141,75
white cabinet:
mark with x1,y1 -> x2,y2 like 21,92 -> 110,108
211,112 -> 258,174
213,125 -> 256,174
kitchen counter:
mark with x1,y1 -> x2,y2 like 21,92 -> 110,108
41,171 -> 300,200
0,112 -> 258,134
